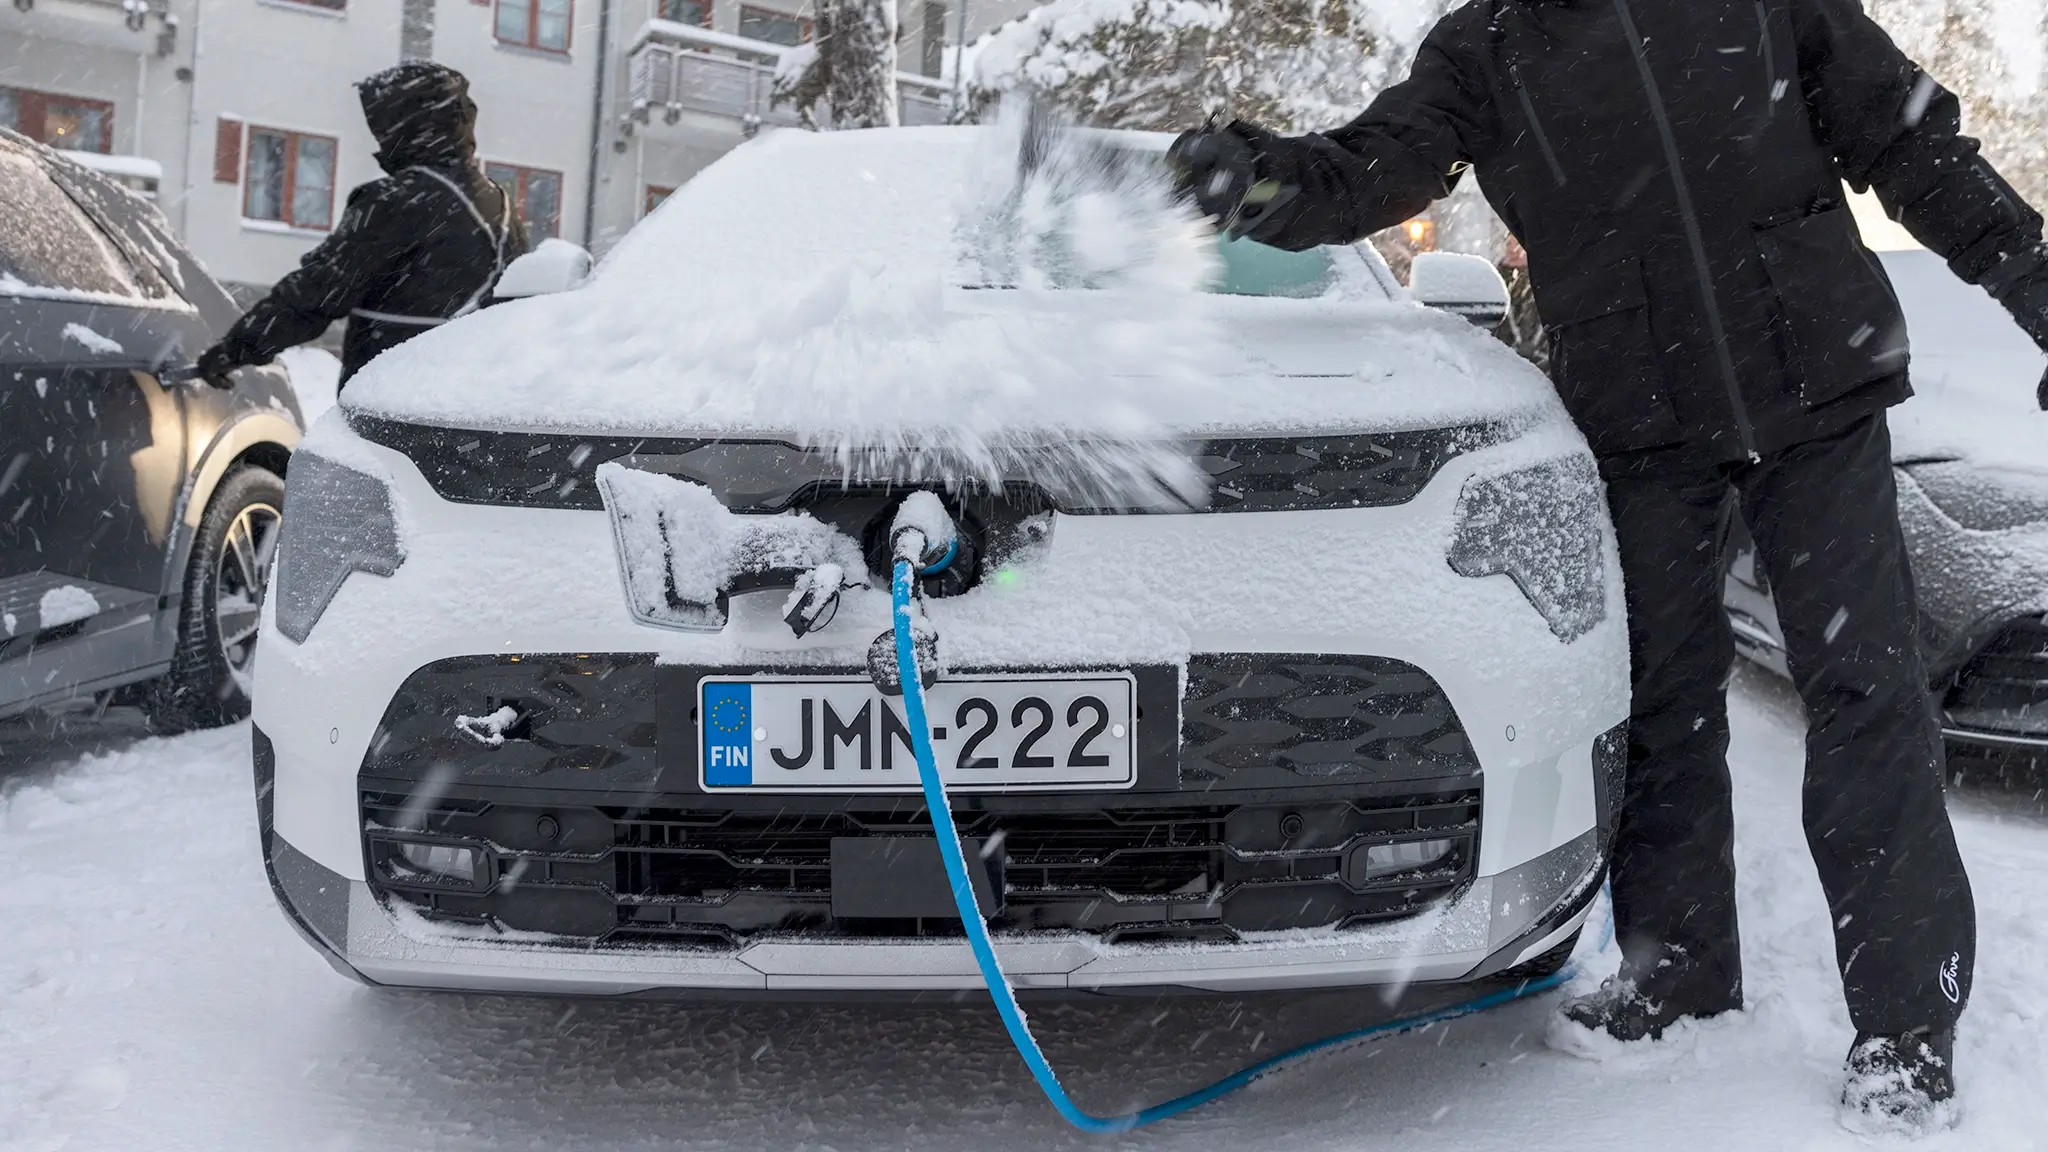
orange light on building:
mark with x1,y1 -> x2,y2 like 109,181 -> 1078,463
1403,218 -> 1438,251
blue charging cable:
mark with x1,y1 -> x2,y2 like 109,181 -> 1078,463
889,556 -> 1593,1132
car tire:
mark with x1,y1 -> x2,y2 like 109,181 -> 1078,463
1497,926 -> 1581,983
145,465 -> 285,734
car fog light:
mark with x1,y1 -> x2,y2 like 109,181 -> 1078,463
273,451 -> 407,643
1446,455 -> 1607,642
1348,837 -> 1456,885
396,842 -> 478,884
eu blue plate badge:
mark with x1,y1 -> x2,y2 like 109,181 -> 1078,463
702,681 -> 753,786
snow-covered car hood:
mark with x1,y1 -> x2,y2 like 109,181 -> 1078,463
1884,250 -> 2048,480
339,126 -> 1571,451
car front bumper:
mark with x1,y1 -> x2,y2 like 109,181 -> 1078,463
261,760 -> 1604,997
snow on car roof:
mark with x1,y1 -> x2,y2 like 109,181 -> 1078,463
343,124 -> 1570,460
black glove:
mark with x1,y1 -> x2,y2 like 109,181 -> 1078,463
1166,122 -> 1300,243
191,343 -> 242,389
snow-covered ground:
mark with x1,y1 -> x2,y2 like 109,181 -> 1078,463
4,667 -> 2043,1151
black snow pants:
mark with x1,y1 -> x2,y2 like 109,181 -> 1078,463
1600,414 -> 1975,1036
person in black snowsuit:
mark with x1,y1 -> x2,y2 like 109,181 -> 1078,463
1172,0 -> 2048,1129
197,62 -> 526,385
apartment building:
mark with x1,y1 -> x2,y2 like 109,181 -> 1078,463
4,0 -> 1036,293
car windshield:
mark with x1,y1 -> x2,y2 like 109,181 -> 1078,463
605,130 -> 1383,303
1213,234 -> 1335,298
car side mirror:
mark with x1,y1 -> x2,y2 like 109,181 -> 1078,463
493,238 -> 592,300
1410,252 -> 1510,328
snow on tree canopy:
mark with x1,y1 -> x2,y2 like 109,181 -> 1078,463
966,0 -> 1452,132
343,120 -> 1572,502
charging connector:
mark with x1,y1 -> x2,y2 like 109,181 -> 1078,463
867,491 -> 956,694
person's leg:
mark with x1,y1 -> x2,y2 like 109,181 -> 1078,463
1737,416 -> 1974,1111
1582,450 -> 1746,1028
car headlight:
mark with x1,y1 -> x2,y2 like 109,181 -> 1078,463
1446,455 -> 1607,642
273,452 -> 407,643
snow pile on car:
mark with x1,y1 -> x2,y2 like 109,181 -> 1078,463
342,119 -> 1570,493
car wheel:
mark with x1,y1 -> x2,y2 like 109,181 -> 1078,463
145,465 -> 285,734
1497,926 -> 1581,983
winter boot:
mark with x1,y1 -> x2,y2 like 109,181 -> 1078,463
1839,1028 -> 1958,1136
1552,976 -> 1737,1044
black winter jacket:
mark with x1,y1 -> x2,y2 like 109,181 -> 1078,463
212,63 -> 528,383
1237,0 -> 2044,459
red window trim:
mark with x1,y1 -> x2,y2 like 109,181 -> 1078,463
242,126 -> 339,231
495,0 -> 574,54
487,161 -> 566,239
737,4 -> 813,43
214,117 -> 244,183
643,184 -> 675,215
2,85 -> 116,153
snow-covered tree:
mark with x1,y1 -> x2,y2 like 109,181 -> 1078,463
968,0 -> 1437,134
772,0 -> 900,130
1872,0 -> 2047,205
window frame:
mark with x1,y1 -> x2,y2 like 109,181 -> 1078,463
643,184 -> 675,216
495,0 -> 574,54
737,4 -> 812,45
1,85 -> 116,154
241,125 -> 339,232
486,161 -> 566,241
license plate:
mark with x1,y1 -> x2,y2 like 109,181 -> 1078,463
697,673 -> 1137,792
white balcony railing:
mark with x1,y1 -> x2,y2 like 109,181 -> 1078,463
625,19 -> 952,134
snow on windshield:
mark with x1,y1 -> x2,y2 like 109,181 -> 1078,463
0,148 -> 141,301
344,111 -> 1567,497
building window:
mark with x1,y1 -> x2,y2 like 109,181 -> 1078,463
658,0 -> 709,24
644,185 -> 674,215
738,5 -> 810,45
276,0 -> 347,11
487,162 -> 563,240
243,127 -> 338,230
496,0 -> 573,52
1,86 -> 115,153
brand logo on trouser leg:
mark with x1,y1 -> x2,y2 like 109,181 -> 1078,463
1939,952 -> 1961,1004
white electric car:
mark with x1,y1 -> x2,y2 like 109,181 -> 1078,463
252,126 -> 1630,997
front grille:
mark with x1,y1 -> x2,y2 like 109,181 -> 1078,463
1181,653 -> 1479,782
349,415 -> 655,510
363,787 -> 1480,946
363,654 -> 1477,792
1944,616 -> 2048,739
359,652 -> 1486,946
1168,426 -> 1504,514
348,415 -> 1497,514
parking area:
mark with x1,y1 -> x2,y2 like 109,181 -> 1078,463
5,666 -> 2045,1151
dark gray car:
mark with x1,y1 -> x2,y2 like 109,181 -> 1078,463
1,129 -> 303,731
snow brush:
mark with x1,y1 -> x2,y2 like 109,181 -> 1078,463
886,528 -> 1593,1132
